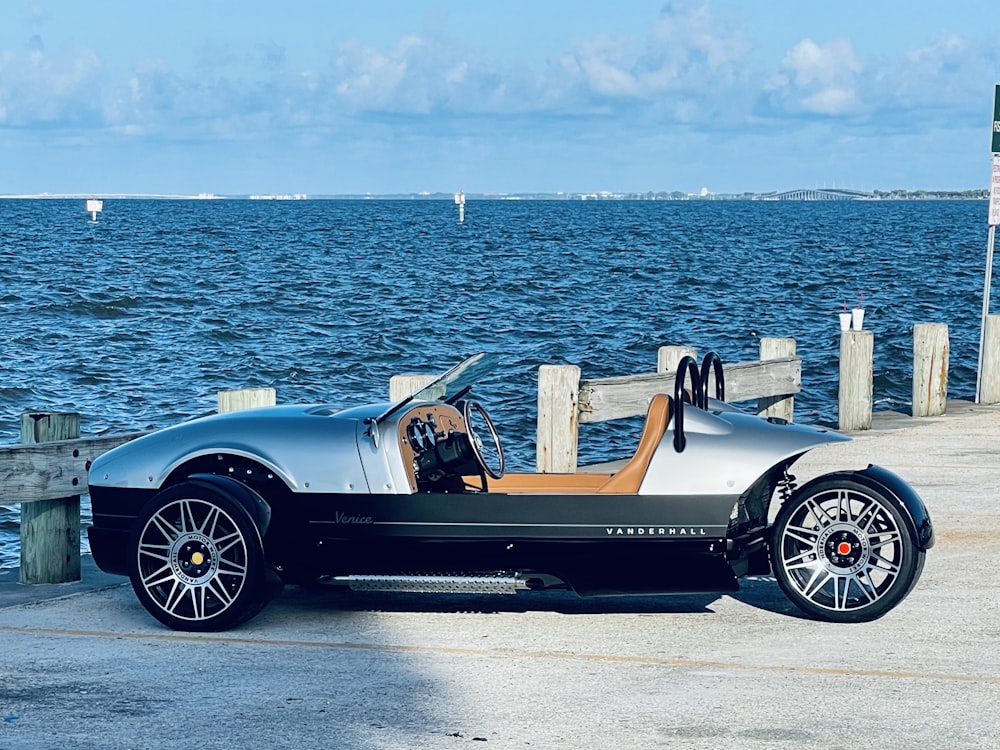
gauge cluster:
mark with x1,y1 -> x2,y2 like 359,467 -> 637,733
406,415 -> 439,454
400,405 -> 479,489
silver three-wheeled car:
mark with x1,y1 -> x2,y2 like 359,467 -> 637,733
88,352 -> 933,631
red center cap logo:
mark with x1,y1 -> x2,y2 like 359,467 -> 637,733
837,541 -> 852,555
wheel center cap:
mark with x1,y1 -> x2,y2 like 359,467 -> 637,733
170,533 -> 219,585
817,523 -> 870,575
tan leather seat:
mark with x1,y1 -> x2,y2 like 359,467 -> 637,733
468,393 -> 671,496
479,471 -> 611,494
596,393 -> 671,494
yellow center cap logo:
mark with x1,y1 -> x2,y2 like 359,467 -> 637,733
191,551 -> 205,565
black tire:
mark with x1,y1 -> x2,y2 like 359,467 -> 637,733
771,476 -> 925,623
128,480 -> 271,631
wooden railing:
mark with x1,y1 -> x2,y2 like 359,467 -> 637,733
0,388 -> 276,585
535,339 -> 800,473
5,321 -> 998,585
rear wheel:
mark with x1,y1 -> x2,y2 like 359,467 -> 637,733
771,477 -> 925,622
128,481 -> 270,631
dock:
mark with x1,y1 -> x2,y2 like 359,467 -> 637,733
1,402 -> 998,748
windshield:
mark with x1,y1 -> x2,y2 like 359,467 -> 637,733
375,352 -> 499,423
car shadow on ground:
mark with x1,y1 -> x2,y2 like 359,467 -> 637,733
268,574 -> 808,620
727,575 -> 810,619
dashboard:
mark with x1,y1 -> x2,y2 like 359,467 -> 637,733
396,404 -> 475,490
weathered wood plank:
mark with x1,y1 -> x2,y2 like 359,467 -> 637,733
912,323 -> 949,417
20,412 -> 82,584
218,387 -> 276,413
980,314 -> 1000,404
0,432 -> 146,503
536,364 -> 581,473
757,338 -> 797,422
656,345 -> 697,374
389,374 -> 436,402
578,357 -> 801,423
839,330 -> 873,430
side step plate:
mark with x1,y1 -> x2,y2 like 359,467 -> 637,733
333,574 -> 528,594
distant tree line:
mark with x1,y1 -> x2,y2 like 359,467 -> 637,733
230,189 -> 991,201
549,189 -> 990,201
869,189 -> 988,200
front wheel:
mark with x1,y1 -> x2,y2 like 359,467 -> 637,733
128,481 -> 271,631
771,476 -> 925,622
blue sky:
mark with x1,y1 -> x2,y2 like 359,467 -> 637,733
1,1 -> 998,195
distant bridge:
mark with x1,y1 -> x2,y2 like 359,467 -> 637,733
760,188 -> 874,201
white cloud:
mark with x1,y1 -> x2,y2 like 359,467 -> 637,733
801,86 -> 858,115
444,60 -> 468,86
1,1 -> 997,175
557,1 -> 752,105
766,38 -> 863,115
908,33 -> 967,65
787,39 -> 861,85
547,1 -> 758,128
894,33 -> 982,107
331,38 -> 415,110
0,42 -> 104,126
644,1 -> 751,77
563,35 -> 641,98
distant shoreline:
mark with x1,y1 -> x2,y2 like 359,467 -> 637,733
0,189 -> 988,201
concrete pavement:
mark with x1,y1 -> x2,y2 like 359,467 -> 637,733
1,402 -> 999,749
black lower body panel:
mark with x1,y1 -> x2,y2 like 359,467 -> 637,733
308,536 -> 737,596
87,526 -> 130,577
87,486 -> 155,577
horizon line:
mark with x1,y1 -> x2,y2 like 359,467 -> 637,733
0,187 -> 988,201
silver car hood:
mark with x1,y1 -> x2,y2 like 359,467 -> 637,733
89,403 -> 390,494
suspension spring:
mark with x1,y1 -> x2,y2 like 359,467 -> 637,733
777,470 -> 798,503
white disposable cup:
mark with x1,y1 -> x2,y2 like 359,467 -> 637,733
839,312 -> 852,331
851,308 -> 865,331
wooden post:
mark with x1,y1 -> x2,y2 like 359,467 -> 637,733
657,345 -> 697,374
839,331 -> 874,431
536,364 -> 580,473
757,338 -> 796,422
389,374 -> 436,402
19,412 -> 81,584
912,323 -> 949,417
980,315 -> 1000,404
217,387 -> 276,413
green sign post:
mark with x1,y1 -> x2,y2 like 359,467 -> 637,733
994,84 -> 1000,153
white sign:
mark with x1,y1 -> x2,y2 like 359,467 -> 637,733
991,154 -> 1000,227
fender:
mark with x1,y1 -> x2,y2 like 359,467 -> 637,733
854,464 -> 934,550
796,465 -> 934,551
187,473 -> 272,539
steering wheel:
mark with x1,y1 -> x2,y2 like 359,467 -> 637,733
463,400 -> 505,479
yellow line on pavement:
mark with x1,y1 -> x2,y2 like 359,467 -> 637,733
1,624 -> 996,684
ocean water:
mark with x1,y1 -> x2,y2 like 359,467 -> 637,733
0,198 -> 992,568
